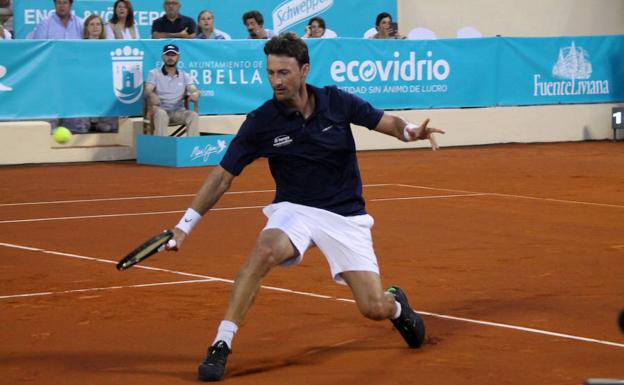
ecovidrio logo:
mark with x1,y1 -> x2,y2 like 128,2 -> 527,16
330,51 -> 450,83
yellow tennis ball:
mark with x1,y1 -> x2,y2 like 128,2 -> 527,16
53,126 -> 72,144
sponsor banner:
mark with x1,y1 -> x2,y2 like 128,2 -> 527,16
0,39 -> 271,119
0,36 -> 622,120
136,134 -> 233,167
497,35 -> 624,105
14,0 -> 394,39
308,38 -> 499,109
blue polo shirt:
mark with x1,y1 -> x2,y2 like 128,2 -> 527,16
220,85 -> 384,216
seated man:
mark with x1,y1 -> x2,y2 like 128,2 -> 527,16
144,44 -> 200,136
242,10 -> 275,39
152,0 -> 196,39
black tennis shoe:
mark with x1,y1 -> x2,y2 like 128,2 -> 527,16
198,340 -> 231,382
387,286 -> 426,348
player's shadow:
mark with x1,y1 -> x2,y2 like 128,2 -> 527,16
228,342 -> 404,378
3,351 -> 198,382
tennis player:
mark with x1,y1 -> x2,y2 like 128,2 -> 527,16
167,32 -> 444,381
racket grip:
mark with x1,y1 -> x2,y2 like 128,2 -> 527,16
158,239 -> 177,252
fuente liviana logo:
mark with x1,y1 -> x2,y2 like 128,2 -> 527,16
534,41 -> 609,96
111,46 -> 144,104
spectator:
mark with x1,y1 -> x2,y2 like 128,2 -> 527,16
31,0 -> 83,39
79,15 -> 119,132
0,23 -> 10,39
302,16 -> 336,39
196,10 -> 230,39
370,12 -> 405,39
0,0 -> 12,36
106,0 -> 140,39
242,10 -> 275,39
83,14 -> 106,39
144,44 -> 200,136
152,0 -> 196,39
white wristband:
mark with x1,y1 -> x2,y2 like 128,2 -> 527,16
175,208 -> 202,235
403,123 -> 417,141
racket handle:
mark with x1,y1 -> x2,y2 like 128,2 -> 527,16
158,238 -> 177,252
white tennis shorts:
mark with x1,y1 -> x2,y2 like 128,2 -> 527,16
262,202 -> 380,285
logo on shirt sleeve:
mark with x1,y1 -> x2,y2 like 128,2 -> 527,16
273,135 -> 293,147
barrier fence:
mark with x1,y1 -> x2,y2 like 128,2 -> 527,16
0,35 -> 622,120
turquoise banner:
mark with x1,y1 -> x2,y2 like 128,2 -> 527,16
497,35 -> 624,105
0,36 -> 622,120
137,134 -> 234,167
308,38 -> 499,109
15,0 -> 395,39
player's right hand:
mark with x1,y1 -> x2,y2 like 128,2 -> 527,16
167,227 -> 187,251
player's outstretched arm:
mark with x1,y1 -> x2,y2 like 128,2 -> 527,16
168,166 -> 235,250
374,113 -> 445,150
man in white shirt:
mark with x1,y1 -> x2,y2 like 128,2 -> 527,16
31,0 -> 83,39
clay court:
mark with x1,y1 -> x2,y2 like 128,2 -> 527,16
1,141 -> 623,385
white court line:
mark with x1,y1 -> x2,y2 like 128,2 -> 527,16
1,241 -> 623,350
0,190 -> 270,208
0,279 -> 214,299
0,205 -> 266,224
396,184 -> 624,209
0,184 -> 395,208
0,192 -> 487,225
370,193 -> 487,202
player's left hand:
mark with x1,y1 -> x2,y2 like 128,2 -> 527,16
405,119 -> 445,150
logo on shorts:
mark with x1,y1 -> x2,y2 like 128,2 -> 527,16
111,46 -> 144,104
273,135 -> 293,147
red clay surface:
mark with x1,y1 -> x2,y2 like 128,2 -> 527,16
1,141 -> 623,385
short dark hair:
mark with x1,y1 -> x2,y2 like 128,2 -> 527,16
308,16 -> 325,29
242,10 -> 263,25
264,32 -> 310,68
54,0 -> 73,4
375,12 -> 392,26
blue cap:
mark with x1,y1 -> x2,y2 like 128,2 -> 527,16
163,44 -> 179,54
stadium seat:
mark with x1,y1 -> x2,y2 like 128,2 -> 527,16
456,26 -> 482,38
363,27 -> 377,38
407,27 -> 437,40
143,96 -> 198,137
322,28 -> 337,38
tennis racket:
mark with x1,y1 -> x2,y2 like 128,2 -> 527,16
116,229 -> 174,271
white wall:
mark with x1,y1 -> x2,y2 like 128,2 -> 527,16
398,0 -> 624,38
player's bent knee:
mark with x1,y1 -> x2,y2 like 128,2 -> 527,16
249,243 -> 285,270
359,300 -> 390,321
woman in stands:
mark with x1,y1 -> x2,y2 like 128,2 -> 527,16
371,12 -> 405,39
302,17 -> 336,38
83,14 -> 106,39
195,10 -> 230,39
106,0 -> 140,39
